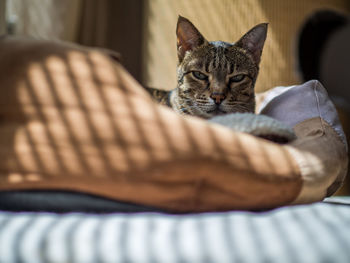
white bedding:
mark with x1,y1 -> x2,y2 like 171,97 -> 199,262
0,197 -> 349,263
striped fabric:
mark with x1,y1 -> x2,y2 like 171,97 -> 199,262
0,198 -> 349,263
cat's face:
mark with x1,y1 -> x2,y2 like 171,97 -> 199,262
175,16 -> 267,118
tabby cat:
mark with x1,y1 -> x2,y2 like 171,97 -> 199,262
146,16 -> 268,119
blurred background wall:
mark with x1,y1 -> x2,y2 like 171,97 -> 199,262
5,0 -> 82,41
4,0 -> 144,81
0,0 -> 5,34
2,0 -> 349,91
142,0 -> 349,92
77,0 -> 143,82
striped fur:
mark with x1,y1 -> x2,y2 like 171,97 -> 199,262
144,86 -> 172,107
146,16 -> 267,119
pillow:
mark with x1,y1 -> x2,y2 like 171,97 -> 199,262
258,80 -> 348,199
0,36 -> 346,212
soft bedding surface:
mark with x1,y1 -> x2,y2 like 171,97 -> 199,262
0,198 -> 349,263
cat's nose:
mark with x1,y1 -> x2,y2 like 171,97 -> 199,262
210,93 -> 226,104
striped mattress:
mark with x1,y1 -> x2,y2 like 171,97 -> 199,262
0,197 -> 349,263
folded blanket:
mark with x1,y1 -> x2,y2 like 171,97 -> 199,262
209,113 -> 296,143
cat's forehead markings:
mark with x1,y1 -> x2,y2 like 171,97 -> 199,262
209,41 -> 233,48
187,58 -> 203,69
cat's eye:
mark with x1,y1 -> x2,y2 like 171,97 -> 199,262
230,74 -> 245,82
192,71 -> 208,80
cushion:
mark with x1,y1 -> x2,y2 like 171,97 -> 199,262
0,36 -> 347,212
257,81 -> 348,199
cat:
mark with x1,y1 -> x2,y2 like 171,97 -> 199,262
146,15 -> 268,119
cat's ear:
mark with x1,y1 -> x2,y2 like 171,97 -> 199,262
235,23 -> 268,65
176,16 -> 207,62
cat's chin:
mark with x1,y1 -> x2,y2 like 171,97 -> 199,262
206,108 -> 227,117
